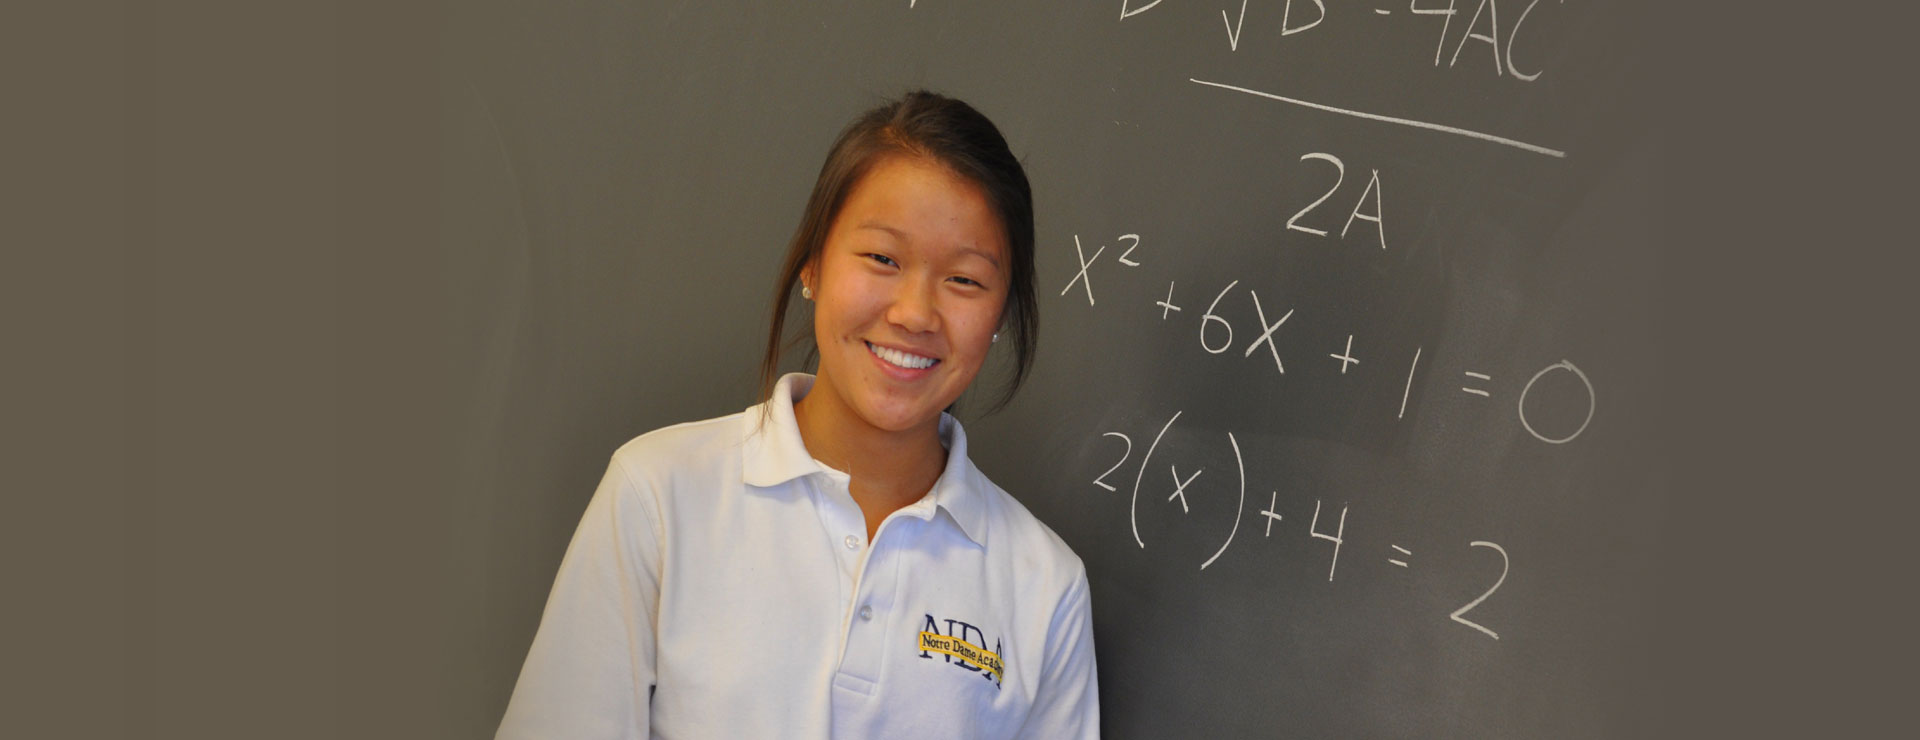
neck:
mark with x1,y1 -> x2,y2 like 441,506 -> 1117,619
792,392 -> 947,541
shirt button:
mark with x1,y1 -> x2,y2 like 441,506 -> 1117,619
844,534 -> 861,551
858,604 -> 874,622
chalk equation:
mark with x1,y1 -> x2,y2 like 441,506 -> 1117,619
915,4 -> 1570,156
1092,411 -> 1514,639
1123,0 -> 1569,84
1062,231 -> 1598,445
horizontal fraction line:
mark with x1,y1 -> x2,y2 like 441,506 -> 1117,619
1189,78 -> 1567,159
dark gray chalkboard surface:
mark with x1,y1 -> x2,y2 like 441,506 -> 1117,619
446,2 -> 1666,737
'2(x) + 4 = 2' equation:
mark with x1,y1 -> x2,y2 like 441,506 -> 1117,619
1090,411 -> 1516,641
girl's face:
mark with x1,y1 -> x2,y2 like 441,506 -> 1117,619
802,155 -> 1009,438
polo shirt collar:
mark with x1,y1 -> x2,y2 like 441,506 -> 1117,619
739,374 -> 823,488
927,413 -> 988,548
741,373 -> 989,548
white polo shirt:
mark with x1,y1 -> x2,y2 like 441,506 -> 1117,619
496,374 -> 1099,739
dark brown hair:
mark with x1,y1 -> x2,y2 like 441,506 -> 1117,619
758,91 -> 1037,412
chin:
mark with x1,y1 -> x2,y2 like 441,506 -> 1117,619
854,390 -> 960,433
858,405 -> 943,434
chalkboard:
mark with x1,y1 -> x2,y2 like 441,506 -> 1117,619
445,2 -> 1666,737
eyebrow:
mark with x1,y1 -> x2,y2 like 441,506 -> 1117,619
855,222 -> 907,240
855,221 -> 1005,271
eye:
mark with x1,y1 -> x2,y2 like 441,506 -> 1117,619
948,275 -> 985,288
863,253 -> 898,268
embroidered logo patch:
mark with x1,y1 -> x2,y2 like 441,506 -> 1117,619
918,614 -> 1003,688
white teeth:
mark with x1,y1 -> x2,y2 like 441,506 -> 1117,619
867,342 -> 937,370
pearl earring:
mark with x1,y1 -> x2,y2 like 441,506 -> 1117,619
992,332 -> 1000,343
801,285 -> 813,300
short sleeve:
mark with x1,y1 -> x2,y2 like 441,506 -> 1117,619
1015,567 -> 1099,739
495,455 -> 663,740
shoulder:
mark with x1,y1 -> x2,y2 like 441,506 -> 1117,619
939,415 -> 1087,590
608,410 -> 749,484
971,470 -> 1088,593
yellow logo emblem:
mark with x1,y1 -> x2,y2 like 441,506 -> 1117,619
917,630 -> 1004,683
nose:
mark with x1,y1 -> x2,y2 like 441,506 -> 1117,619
886,276 -> 940,334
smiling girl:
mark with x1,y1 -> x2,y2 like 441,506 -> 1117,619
496,92 -> 1098,739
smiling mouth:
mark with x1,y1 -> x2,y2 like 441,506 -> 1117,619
866,341 -> 939,370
